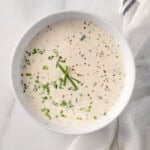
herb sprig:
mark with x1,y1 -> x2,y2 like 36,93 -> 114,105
58,64 -> 80,90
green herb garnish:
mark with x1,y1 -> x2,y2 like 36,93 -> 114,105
93,116 -> 97,120
41,96 -> 48,103
42,96 -> 48,100
25,73 -> 32,77
41,108 -> 51,120
42,83 -> 50,95
87,105 -> 92,112
42,65 -> 48,70
58,64 -> 79,90
59,100 -> 74,108
35,80 -> 39,83
71,77 -> 81,83
60,100 -> 67,107
76,117 -> 82,120
64,66 -> 69,86
32,49 -> 37,54
31,49 -> 45,55
42,83 -> 49,90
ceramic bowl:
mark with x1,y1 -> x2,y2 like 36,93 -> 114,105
11,10 -> 135,134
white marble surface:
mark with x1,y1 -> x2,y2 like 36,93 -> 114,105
1,0 -> 148,149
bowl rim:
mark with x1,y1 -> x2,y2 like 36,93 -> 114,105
10,10 -> 136,135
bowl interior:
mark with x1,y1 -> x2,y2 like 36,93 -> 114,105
11,11 -> 135,134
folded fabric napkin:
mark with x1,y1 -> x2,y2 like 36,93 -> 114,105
68,0 -> 150,149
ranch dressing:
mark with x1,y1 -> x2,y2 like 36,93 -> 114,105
21,20 -> 125,127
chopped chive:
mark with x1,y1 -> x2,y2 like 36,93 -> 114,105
59,78 -> 64,89
87,105 -> 92,112
76,117 -> 82,120
35,80 -> 39,83
32,49 -> 37,54
93,116 -> 97,120
68,76 -> 78,90
42,65 -> 48,70
42,83 -> 48,90
64,66 -> 69,86
25,73 -> 32,77
58,64 -> 67,74
80,34 -> 86,41
41,96 -> 48,103
41,108 -> 51,120
60,100 -> 67,107
59,100 -> 74,108
42,83 -> 50,95
42,96 -> 48,100
31,49 -> 45,55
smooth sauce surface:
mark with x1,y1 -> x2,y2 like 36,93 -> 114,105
21,20 -> 125,127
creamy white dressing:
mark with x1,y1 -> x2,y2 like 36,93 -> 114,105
21,20 -> 125,127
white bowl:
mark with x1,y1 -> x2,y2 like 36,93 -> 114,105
11,10 -> 135,135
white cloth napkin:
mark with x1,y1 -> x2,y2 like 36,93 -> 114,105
68,0 -> 150,149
